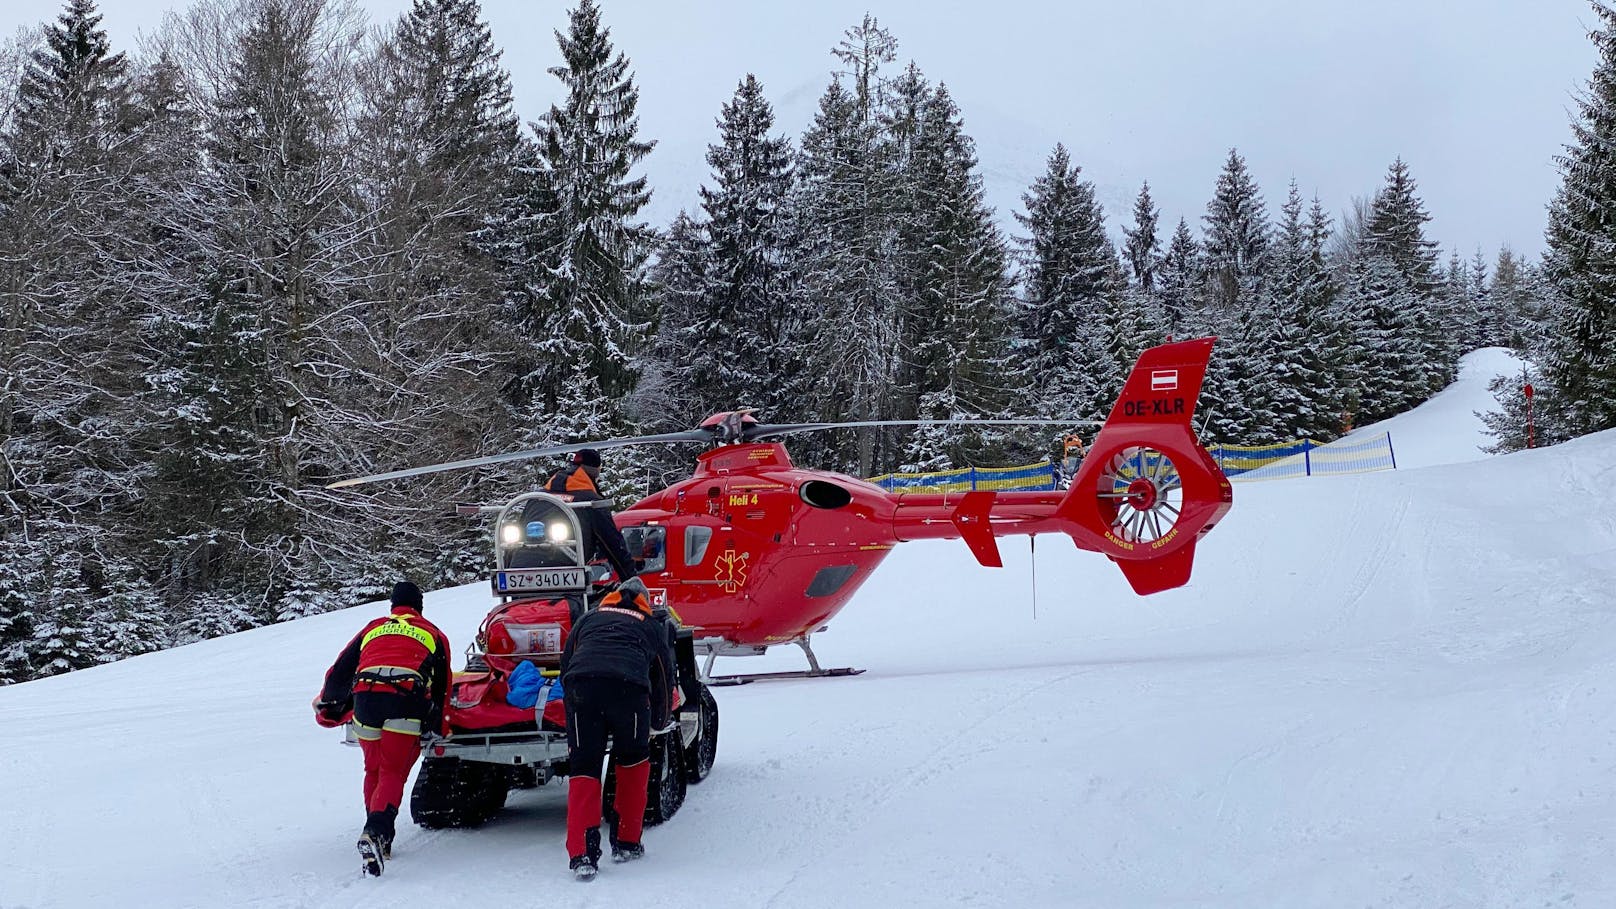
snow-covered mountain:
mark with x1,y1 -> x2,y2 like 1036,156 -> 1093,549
4,349 -> 1614,908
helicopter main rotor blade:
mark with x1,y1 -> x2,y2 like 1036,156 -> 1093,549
326,429 -> 715,490
742,418 -> 1103,441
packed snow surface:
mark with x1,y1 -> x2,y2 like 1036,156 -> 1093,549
1336,346 -> 1528,470
4,350 -> 1614,908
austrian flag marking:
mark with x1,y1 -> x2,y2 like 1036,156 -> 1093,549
1151,369 -> 1179,392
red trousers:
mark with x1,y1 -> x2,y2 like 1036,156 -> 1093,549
359,728 -> 421,814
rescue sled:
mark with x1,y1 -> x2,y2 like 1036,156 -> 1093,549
398,492 -> 717,829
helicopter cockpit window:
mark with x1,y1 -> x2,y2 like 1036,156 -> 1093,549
622,525 -> 667,574
684,526 -> 713,567
500,497 -> 585,570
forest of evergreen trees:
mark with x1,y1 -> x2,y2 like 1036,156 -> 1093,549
0,0 -> 1607,683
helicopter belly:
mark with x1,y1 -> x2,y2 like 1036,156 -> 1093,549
662,544 -> 892,644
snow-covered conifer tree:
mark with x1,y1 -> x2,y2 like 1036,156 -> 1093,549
1363,158 -> 1452,394
643,211 -> 709,418
527,0 -> 656,413
1259,181 -> 1338,441
1123,181 -> 1162,292
338,0 -> 525,582
1541,1 -> 1616,436
1202,148 -> 1270,312
149,0 -> 374,624
896,83 -> 1017,470
1335,253 -> 1426,423
693,75 -> 794,417
0,0 -> 175,676
787,75 -> 898,476
1157,217 -> 1202,333
1014,144 -> 1123,424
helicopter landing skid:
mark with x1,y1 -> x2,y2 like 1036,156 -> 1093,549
701,636 -> 864,685
706,666 -> 865,686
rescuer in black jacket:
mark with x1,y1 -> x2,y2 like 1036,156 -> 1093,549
559,578 -> 676,880
545,448 -> 638,582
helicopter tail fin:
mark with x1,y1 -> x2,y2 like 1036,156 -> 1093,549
1055,337 -> 1232,595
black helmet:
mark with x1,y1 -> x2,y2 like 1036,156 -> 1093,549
572,448 -> 602,468
391,581 -> 424,610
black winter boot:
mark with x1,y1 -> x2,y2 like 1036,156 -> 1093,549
570,827 -> 601,881
610,824 -> 644,862
357,831 -> 385,877
569,853 -> 598,881
359,809 -> 395,876
376,806 -> 398,859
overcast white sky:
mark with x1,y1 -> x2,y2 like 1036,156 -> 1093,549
2,0 -> 1600,258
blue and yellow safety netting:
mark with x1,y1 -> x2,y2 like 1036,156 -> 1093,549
871,461 -> 1058,493
1207,432 -> 1397,481
870,432 -> 1397,490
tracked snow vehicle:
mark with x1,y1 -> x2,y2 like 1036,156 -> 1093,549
388,492 -> 718,829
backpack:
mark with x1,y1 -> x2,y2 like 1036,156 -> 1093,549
479,597 -> 577,672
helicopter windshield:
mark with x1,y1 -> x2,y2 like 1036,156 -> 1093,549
497,494 -> 586,570
622,525 -> 667,574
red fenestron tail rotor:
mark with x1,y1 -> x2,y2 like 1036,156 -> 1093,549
1056,337 -> 1233,594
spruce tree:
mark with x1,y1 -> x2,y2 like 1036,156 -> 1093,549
1467,248 -> 1500,346
1442,251 -> 1485,352
528,0 -> 656,413
1542,1 -> 1616,436
1014,144 -> 1123,424
1481,365 -> 1572,452
0,534 -> 44,683
1490,248 -> 1537,350
162,0 -> 373,624
1365,158 -> 1441,292
134,38 -> 276,631
787,76 -> 898,476
882,61 -> 933,445
1364,158 -> 1452,394
1262,181 -> 1337,440
1202,148 -> 1270,312
898,83 -> 1017,470
1157,217 -> 1202,333
1123,181 -> 1162,292
644,210 -> 710,418
0,0 -> 168,676
696,74 -> 794,416
779,16 -> 902,475
1336,253 -> 1426,423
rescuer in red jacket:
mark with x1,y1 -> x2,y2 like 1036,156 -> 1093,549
315,581 -> 451,876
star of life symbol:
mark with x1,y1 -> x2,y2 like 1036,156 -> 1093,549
715,549 -> 749,593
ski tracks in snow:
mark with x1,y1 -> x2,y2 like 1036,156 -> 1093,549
754,662 -> 1118,908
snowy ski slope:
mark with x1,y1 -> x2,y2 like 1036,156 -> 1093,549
2,349 -> 1614,908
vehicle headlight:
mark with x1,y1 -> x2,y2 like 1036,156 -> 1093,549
500,523 -> 522,545
548,522 -> 571,542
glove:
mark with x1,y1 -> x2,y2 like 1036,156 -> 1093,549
312,695 -> 350,729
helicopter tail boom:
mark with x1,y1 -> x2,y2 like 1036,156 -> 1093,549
886,338 -> 1230,594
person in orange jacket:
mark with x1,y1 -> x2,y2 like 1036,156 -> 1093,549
546,448 -> 638,581
315,581 -> 450,876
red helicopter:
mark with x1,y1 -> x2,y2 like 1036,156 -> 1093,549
330,337 -> 1233,681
